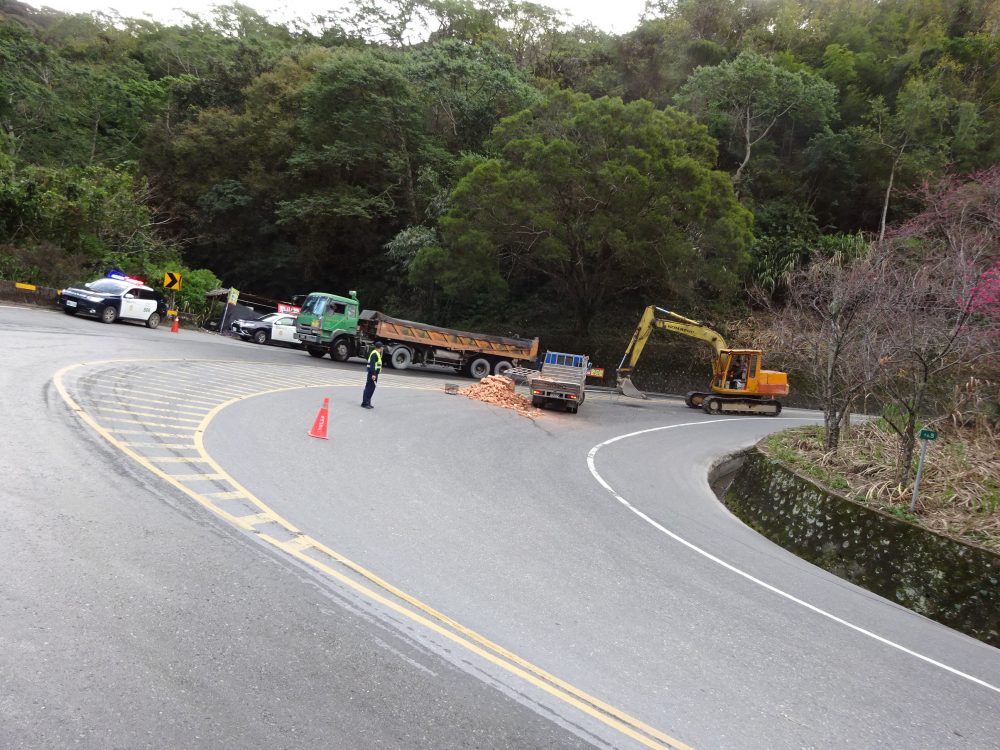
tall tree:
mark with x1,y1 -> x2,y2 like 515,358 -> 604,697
675,51 -> 838,185
422,90 -> 752,335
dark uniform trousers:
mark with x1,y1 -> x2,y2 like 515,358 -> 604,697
362,350 -> 382,406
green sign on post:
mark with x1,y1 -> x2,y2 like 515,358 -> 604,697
910,428 -> 938,512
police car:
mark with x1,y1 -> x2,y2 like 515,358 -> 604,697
59,276 -> 168,328
231,312 -> 302,347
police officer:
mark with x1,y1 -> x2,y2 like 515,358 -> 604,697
361,341 -> 384,409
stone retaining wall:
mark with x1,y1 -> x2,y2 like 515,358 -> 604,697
717,449 -> 1000,647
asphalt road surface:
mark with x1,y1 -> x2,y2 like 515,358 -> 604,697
2,303 -> 998,749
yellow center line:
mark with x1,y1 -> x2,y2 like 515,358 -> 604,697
53,358 -> 691,750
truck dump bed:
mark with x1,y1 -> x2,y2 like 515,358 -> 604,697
360,310 -> 539,360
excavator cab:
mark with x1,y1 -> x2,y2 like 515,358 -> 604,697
714,350 -> 760,393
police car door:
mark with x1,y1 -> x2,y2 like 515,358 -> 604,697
120,287 -> 145,319
273,316 -> 296,343
121,288 -> 156,320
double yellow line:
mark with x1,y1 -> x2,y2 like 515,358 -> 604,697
54,359 -> 692,750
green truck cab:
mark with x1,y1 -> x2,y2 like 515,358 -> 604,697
295,291 -> 360,361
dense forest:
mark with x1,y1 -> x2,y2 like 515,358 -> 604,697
3,0 -> 998,336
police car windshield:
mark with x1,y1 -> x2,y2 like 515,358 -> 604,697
87,279 -> 131,294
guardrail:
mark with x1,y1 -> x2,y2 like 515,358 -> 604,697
0,279 -> 61,306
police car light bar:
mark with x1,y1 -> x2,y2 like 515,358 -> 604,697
106,271 -> 145,284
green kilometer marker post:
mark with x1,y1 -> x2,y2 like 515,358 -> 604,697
909,428 -> 938,512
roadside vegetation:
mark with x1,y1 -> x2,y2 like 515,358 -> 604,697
763,419 -> 1000,552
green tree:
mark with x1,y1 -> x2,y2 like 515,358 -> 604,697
425,90 -> 752,336
676,51 -> 838,185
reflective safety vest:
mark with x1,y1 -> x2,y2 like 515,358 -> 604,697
369,348 -> 382,373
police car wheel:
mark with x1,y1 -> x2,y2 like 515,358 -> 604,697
100,305 -> 117,324
253,329 -> 268,345
146,312 -> 161,329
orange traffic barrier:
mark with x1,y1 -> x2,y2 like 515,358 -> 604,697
170,316 -> 180,334
308,397 -> 330,440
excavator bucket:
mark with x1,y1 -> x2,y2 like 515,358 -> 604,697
617,377 -> 648,400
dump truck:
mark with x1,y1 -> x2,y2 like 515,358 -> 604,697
508,351 -> 589,413
294,291 -> 539,379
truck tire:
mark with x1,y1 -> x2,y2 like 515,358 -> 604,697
307,347 -> 326,358
532,396 -> 545,409
468,357 -> 491,379
493,360 -> 513,376
389,346 -> 412,370
331,338 -> 351,362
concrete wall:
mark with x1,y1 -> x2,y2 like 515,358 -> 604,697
719,449 -> 1000,647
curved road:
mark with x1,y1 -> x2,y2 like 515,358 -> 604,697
3,304 -> 999,749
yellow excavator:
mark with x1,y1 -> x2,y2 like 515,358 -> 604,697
617,306 -> 789,416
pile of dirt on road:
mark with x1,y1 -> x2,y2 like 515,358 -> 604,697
460,375 -> 541,418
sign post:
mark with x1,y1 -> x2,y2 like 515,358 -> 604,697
909,428 -> 937,513
218,287 -> 239,335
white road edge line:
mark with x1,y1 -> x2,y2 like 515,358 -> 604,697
586,417 -> 1000,696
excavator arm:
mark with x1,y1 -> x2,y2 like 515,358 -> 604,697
616,306 -> 728,398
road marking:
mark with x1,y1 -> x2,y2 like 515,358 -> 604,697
123,443 -> 197,449
53,358 -> 693,750
95,407 -> 202,423
107,429 -> 197,438
99,417 -> 198,431
146,456 -> 211,464
586,420 -> 1000,696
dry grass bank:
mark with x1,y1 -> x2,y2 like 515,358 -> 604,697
762,422 -> 1000,552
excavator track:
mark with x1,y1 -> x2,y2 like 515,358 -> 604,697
686,391 -> 782,416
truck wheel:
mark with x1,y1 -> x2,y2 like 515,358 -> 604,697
389,346 -> 412,370
493,360 -> 513,376
307,347 -> 326,358
568,404 -> 579,414
531,396 -> 544,409
331,339 -> 351,362
468,357 -> 491,379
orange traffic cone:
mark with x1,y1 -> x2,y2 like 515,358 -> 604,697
170,315 -> 180,333
308,397 -> 330,440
